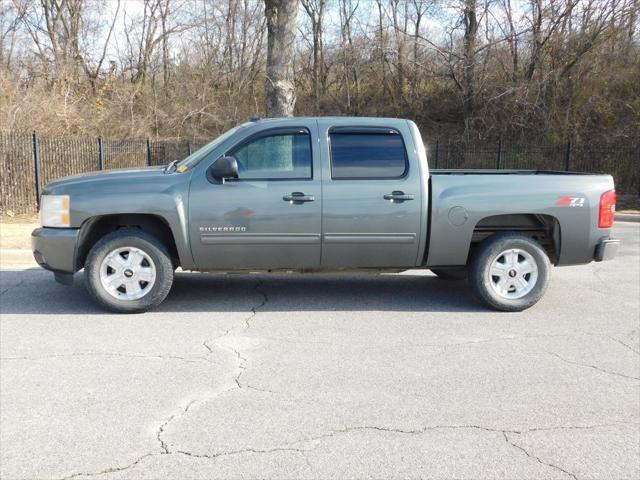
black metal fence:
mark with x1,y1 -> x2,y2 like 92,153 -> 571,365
0,133 -> 206,214
1,133 -> 638,214
429,138 -> 639,196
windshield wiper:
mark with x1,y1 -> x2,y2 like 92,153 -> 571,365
164,160 -> 179,174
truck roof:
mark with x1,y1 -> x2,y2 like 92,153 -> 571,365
247,116 -> 409,123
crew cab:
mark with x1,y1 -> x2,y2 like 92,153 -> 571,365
32,117 -> 620,312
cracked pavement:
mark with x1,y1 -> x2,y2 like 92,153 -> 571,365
1,222 -> 638,479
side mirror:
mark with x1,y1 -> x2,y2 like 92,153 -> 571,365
208,156 -> 239,183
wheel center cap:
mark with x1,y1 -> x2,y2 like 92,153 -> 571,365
508,269 -> 517,278
123,269 -> 134,278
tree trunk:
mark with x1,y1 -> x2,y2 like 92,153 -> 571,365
264,0 -> 299,117
462,0 -> 478,132
411,6 -> 423,104
376,0 -> 390,102
301,0 -> 326,114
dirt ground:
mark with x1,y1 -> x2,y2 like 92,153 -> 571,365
0,222 -> 35,249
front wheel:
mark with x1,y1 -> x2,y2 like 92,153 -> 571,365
469,233 -> 550,312
84,229 -> 174,313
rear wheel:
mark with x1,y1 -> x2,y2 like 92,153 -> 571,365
84,229 -> 174,313
469,233 -> 550,312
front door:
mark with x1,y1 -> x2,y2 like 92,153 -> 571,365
319,122 -> 424,268
189,122 -> 321,270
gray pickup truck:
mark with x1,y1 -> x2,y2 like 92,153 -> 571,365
32,117 -> 620,313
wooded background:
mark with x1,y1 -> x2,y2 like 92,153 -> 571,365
1,0 -> 638,144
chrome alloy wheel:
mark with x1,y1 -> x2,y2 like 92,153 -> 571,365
99,247 -> 156,301
488,248 -> 538,300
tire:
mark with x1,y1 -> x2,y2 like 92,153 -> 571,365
431,268 -> 468,281
469,233 -> 550,312
84,229 -> 174,313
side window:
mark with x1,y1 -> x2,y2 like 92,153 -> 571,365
330,129 -> 408,179
230,129 -> 312,180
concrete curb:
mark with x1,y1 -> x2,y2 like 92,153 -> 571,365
616,213 -> 640,223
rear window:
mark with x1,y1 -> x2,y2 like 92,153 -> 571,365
329,129 -> 408,179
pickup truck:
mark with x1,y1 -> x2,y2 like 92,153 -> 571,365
32,117 -> 620,313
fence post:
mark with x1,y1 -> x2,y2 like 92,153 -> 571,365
98,137 -> 104,170
32,132 -> 41,208
434,138 -> 439,169
496,138 -> 502,169
146,139 -> 152,166
187,142 -> 192,156
564,140 -> 571,171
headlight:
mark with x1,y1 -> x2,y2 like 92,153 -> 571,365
40,195 -> 70,227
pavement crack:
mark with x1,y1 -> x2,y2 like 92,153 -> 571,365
578,330 -> 640,356
202,340 -> 214,353
56,453 -> 156,480
546,351 -> 640,381
231,346 -> 248,388
63,421 -> 625,478
1,352 -> 218,365
202,277 -> 269,391
156,399 -> 199,455
336,424 -> 522,436
0,279 -> 25,296
175,445 -> 313,460
244,383 -> 287,396
602,334 -> 640,356
245,278 -> 268,329
283,424 -> 523,448
503,432 -> 578,480
288,421 -> 632,450
524,422 -> 634,433
306,425 -> 579,480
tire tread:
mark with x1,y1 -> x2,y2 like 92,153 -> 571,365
469,233 -> 550,312
84,228 -> 174,313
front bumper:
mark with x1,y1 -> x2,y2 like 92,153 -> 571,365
594,238 -> 620,262
31,227 -> 80,274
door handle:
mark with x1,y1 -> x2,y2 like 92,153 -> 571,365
283,192 -> 315,204
384,191 -> 415,203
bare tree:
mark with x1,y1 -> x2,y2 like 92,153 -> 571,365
0,0 -> 25,69
301,0 -> 325,113
462,0 -> 478,132
1,0 -> 638,143
338,0 -> 360,113
264,0 -> 299,117
409,0 -> 431,102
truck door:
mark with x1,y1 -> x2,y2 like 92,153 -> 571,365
188,121 -> 322,269
319,121 -> 423,268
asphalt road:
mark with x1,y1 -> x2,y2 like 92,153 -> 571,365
1,223 -> 639,480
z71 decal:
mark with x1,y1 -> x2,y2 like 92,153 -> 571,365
556,196 -> 586,207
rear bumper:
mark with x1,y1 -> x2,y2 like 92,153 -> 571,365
31,227 -> 80,274
594,238 -> 620,262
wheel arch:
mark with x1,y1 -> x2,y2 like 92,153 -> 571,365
76,214 -> 180,270
469,213 -> 561,265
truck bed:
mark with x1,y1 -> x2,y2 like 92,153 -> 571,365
426,170 -> 614,267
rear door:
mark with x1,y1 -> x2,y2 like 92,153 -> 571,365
319,120 -> 423,268
188,120 -> 322,269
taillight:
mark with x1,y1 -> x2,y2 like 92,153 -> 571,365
598,190 -> 616,228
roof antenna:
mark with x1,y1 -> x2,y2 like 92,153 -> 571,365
249,115 -> 260,122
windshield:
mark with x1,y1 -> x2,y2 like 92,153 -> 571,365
177,124 -> 246,170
